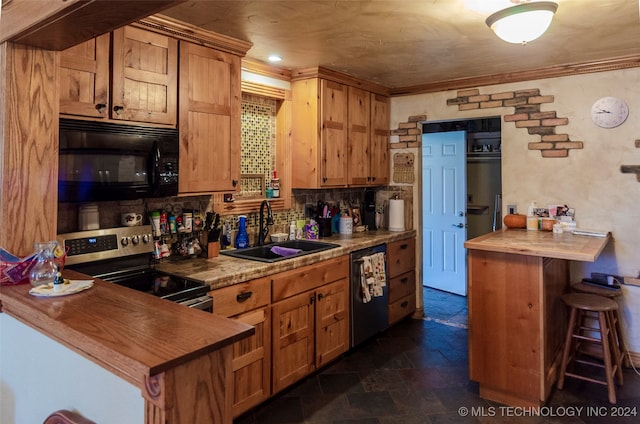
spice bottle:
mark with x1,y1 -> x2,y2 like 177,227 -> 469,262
271,170 -> 280,198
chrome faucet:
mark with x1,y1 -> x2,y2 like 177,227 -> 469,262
258,200 -> 274,245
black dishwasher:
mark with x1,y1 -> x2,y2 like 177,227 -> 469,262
350,244 -> 388,347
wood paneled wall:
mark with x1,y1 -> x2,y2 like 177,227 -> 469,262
0,42 -> 59,256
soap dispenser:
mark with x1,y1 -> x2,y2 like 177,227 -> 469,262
235,215 -> 249,248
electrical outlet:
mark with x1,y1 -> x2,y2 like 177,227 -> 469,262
507,204 -> 517,214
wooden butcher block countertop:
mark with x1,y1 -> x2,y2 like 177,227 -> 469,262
0,269 -> 254,387
464,229 -> 610,262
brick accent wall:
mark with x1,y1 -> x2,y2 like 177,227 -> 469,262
448,88 -> 582,158
389,88 -> 583,158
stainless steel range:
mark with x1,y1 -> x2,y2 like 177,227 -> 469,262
57,226 -> 212,311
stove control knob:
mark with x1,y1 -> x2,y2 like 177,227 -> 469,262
142,234 -> 151,244
121,237 -> 129,247
131,235 -> 140,245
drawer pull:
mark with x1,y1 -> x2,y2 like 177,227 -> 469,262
401,301 -> 409,308
399,244 -> 408,250
236,291 -> 253,302
400,277 -> 409,284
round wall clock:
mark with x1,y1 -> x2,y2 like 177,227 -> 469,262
590,96 -> 629,128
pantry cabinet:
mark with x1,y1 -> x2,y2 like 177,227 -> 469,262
291,70 -> 389,188
271,255 -> 349,394
387,237 -> 417,325
210,277 -> 271,418
178,41 -> 242,194
59,26 -> 178,125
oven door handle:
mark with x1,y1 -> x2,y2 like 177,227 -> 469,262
179,295 -> 213,311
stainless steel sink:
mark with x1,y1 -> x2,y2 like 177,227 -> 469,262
220,239 -> 341,263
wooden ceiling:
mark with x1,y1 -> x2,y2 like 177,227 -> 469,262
159,0 -> 640,93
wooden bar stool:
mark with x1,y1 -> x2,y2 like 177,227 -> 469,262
571,281 -> 631,368
557,293 -> 623,404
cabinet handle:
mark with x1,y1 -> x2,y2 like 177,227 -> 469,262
310,295 -> 315,305
236,291 -> 253,302
400,277 -> 409,284
399,243 -> 408,250
113,105 -> 124,115
372,177 -> 376,182
95,103 -> 106,114
322,177 -> 327,183
317,293 -> 324,301
401,301 -> 409,308
232,180 -> 238,187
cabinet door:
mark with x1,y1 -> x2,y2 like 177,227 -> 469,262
347,87 -> 370,186
231,307 -> 271,417
271,290 -> 315,394
315,278 -> 350,368
370,94 -> 390,185
320,79 -> 348,187
111,26 -> 178,125
179,41 -> 241,194
59,34 -> 110,118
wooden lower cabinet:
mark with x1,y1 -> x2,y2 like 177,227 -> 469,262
210,277 -> 271,418
387,237 -> 417,324
271,277 -> 349,393
271,255 -> 350,394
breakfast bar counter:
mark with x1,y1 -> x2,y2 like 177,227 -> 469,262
464,229 -> 611,407
0,270 -> 254,424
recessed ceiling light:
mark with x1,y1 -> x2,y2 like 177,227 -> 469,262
268,55 -> 282,63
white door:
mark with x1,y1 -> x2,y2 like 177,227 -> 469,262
422,131 -> 467,296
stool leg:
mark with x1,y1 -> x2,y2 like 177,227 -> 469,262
558,306 -> 578,390
598,311 -> 617,404
613,310 -> 631,368
606,311 -> 624,386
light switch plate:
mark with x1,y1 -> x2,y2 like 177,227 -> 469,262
507,204 -> 517,214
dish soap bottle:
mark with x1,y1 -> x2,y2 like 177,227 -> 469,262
235,215 -> 249,248
271,170 -> 280,198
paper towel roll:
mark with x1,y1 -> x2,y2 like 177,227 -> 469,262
388,199 -> 405,232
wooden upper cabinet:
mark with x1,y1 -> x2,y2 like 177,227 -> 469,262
370,93 -> 390,185
320,80 -> 349,187
292,74 -> 389,188
59,34 -> 110,118
291,78 -> 348,188
111,26 -> 178,125
178,41 -> 241,194
347,86 -> 371,186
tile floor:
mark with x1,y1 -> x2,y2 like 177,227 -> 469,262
234,287 -> 640,424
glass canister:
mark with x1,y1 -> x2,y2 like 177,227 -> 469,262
29,241 -> 59,288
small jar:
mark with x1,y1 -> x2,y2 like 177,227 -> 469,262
526,216 -> 539,231
29,242 -> 59,288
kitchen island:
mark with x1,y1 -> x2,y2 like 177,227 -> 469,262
464,229 -> 611,407
0,270 -> 254,424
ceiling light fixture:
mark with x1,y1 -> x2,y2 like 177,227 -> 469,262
267,55 -> 282,63
486,1 -> 558,45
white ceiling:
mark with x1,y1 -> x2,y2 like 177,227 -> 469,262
160,0 -> 640,90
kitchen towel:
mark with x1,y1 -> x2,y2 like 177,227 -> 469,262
360,252 -> 387,303
388,199 -> 405,231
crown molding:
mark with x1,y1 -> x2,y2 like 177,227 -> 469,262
390,54 -> 640,96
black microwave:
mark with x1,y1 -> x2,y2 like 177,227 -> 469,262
58,118 -> 179,202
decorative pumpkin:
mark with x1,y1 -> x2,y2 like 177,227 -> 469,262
503,214 -> 527,229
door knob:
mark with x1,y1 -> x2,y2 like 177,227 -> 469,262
452,223 -> 464,228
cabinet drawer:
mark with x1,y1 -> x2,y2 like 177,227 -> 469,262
388,292 -> 416,325
388,270 -> 415,304
211,277 -> 271,318
272,255 -> 349,302
387,238 -> 415,278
